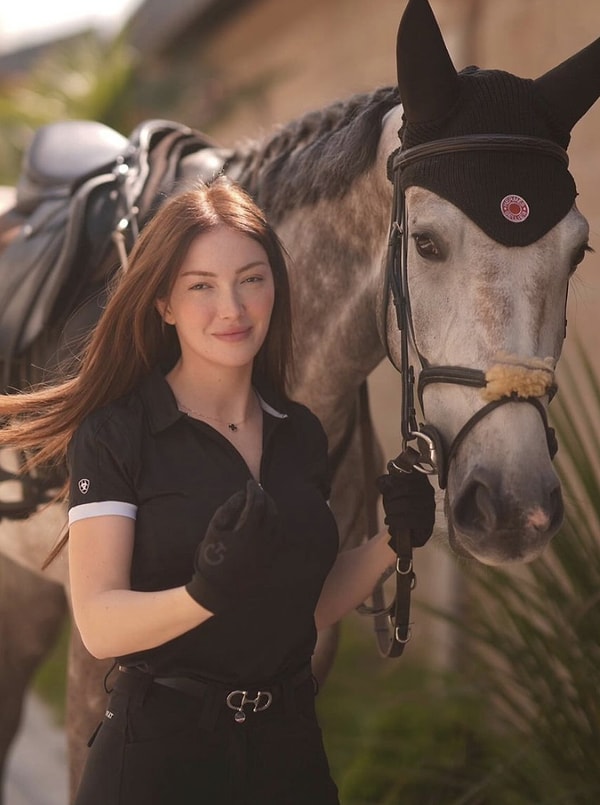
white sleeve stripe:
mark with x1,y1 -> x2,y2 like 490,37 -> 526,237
68,501 -> 138,525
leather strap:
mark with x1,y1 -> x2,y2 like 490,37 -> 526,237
390,134 -> 569,174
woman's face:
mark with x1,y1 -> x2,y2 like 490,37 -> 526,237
157,226 -> 275,374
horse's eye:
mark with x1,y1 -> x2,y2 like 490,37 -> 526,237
570,242 -> 593,275
413,233 -> 442,260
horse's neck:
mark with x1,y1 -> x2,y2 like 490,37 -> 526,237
278,171 -> 391,432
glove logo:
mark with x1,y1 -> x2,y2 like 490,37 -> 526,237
202,540 -> 227,566
78,478 -> 90,494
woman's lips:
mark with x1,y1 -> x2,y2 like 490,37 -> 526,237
213,327 -> 252,342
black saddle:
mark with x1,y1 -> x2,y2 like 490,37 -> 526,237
0,118 -> 229,387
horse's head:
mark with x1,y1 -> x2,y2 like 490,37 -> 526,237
384,0 -> 600,565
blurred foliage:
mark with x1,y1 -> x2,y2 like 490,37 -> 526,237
0,23 -> 278,187
318,617 -> 504,805
319,342 -> 600,804
32,619 -> 69,725
0,32 -> 139,183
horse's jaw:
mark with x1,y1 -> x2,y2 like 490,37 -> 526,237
444,402 -> 564,565
446,489 -> 564,566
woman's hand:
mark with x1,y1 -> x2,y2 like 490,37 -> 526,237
376,470 -> 436,548
186,479 -> 284,613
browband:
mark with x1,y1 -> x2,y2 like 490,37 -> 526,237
389,134 -> 569,177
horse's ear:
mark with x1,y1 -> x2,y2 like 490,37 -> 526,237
396,0 -> 460,124
534,37 -> 600,134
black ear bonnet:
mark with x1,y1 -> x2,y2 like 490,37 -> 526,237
399,68 -> 576,246
396,0 -> 600,247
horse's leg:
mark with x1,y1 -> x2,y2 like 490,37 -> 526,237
65,627 -> 114,801
0,554 -> 67,802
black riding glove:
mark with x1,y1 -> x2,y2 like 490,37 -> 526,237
376,470 -> 436,549
185,479 -> 283,613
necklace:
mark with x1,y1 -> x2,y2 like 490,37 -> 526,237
176,399 -> 256,432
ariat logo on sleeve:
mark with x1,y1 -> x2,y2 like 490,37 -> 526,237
78,478 -> 90,494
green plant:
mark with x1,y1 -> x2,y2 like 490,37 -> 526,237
317,618 -> 503,805
0,31 -> 136,183
424,344 -> 600,803
32,619 -> 69,724
321,343 -> 600,804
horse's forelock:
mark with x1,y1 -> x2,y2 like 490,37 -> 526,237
229,87 -> 401,222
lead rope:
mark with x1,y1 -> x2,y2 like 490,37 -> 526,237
353,157 -> 421,658
356,381 -> 416,657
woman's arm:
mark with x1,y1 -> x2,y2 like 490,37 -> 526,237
314,530 -> 395,632
315,470 -> 437,631
68,515 -> 212,660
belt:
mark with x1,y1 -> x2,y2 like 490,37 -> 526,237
118,663 -> 315,724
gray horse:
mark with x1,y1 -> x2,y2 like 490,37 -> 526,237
1,0 -> 599,800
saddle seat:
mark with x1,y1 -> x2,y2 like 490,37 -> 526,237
15,120 -> 130,213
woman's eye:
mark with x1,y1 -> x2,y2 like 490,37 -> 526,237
243,275 -> 264,284
413,233 -> 442,260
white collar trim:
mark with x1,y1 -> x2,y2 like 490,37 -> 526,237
256,392 -> 288,419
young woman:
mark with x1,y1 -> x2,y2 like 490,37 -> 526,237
0,177 -> 435,804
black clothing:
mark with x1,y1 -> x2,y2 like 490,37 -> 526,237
186,479 -> 285,614
74,668 -> 339,805
68,368 -> 340,804
68,368 -> 339,683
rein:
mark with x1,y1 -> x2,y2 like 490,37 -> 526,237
366,133 -> 564,658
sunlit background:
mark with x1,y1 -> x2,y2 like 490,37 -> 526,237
1,3 -> 599,804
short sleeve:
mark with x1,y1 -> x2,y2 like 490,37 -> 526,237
294,404 -> 332,501
67,410 -> 138,525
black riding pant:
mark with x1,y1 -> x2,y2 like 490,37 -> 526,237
73,668 -> 339,805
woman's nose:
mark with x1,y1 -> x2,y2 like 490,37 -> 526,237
217,287 -> 244,318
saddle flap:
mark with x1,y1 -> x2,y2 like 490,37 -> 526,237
16,120 -> 129,213
0,173 -> 117,361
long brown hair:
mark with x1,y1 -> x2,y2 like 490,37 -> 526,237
0,175 -> 294,493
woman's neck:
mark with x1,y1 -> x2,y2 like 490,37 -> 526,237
165,360 -> 256,423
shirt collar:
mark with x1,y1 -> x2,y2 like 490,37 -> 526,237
139,368 -> 288,435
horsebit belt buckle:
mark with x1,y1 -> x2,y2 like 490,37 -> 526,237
226,689 -> 273,723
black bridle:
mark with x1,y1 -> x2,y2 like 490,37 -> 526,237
367,133 -> 565,657
385,133 -> 565,484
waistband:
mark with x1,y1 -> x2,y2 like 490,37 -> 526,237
116,663 -> 315,726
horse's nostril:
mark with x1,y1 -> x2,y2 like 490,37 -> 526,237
453,478 -> 496,535
452,472 -> 564,541
548,484 -> 564,531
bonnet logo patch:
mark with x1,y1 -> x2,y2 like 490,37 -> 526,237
501,194 -> 530,223
78,478 -> 90,495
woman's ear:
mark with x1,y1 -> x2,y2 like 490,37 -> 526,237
155,298 -> 175,325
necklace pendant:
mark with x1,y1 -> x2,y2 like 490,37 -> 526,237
228,423 -> 238,432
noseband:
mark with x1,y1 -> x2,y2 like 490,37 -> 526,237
384,134 -> 565,488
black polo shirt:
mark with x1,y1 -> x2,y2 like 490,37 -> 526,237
67,368 -> 339,684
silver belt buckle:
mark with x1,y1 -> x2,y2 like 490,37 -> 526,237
226,689 -> 273,723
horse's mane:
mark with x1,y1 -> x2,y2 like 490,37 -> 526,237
227,86 -> 401,222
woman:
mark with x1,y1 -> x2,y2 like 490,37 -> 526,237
0,177 -> 434,804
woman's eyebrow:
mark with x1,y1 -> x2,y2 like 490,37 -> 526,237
181,260 -> 268,278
